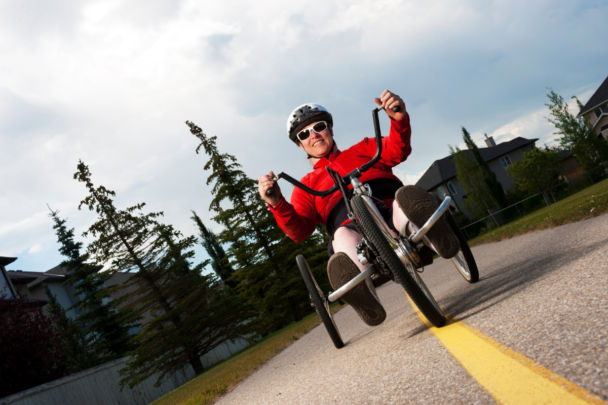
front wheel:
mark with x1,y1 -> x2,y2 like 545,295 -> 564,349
296,255 -> 344,349
446,212 -> 479,283
351,196 -> 446,327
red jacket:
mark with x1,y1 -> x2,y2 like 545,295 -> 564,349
269,114 -> 412,242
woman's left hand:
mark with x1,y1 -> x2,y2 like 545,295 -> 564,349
374,90 -> 407,121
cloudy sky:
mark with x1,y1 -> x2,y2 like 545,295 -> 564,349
1,0 -> 607,273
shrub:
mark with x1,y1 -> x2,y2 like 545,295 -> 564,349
0,291 -> 67,397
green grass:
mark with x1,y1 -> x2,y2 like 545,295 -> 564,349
467,178 -> 608,247
151,304 -> 343,405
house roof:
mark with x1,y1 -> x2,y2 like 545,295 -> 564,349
415,137 -> 538,191
0,257 -> 17,266
577,75 -> 608,118
7,267 -> 69,289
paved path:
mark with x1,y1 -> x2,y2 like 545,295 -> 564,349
217,214 -> 608,405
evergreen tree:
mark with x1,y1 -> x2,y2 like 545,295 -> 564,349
187,121 -> 319,334
191,210 -> 236,287
44,284 -> 96,373
546,89 -> 608,171
461,127 -> 508,209
506,147 -> 564,206
74,161 -> 248,387
449,145 -> 500,222
48,209 -> 133,362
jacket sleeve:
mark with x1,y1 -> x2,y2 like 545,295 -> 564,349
267,187 -> 318,243
363,113 -> 412,167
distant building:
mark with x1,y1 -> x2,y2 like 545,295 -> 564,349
415,136 -> 580,217
577,75 -> 608,140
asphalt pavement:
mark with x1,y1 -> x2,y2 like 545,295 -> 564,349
216,213 -> 608,405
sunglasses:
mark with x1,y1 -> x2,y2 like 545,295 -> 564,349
296,121 -> 329,142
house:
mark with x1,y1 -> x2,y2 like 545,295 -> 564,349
0,257 -> 19,299
4,261 -> 82,319
415,136 -> 580,217
577,75 -> 608,140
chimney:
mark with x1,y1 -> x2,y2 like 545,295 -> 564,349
484,133 -> 496,147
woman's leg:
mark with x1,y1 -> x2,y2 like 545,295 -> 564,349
332,226 -> 376,292
392,199 -> 439,253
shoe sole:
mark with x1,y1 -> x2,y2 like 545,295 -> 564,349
327,253 -> 386,327
395,185 -> 460,259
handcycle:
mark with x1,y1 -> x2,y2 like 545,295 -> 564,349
267,105 -> 479,348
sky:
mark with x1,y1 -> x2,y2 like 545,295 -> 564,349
1,0 -> 607,273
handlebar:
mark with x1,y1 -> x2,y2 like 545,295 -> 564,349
266,104 -> 400,197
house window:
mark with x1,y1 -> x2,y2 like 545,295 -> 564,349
500,155 -> 512,168
595,108 -> 602,119
447,181 -> 457,195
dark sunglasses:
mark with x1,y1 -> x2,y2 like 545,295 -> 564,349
296,121 -> 328,142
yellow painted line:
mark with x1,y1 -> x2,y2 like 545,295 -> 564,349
406,295 -> 606,405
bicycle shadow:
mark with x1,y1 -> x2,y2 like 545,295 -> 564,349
400,236 -> 608,341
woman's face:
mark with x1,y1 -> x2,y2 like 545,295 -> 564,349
298,121 -> 333,157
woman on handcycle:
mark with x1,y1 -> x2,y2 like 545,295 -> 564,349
258,90 -> 459,327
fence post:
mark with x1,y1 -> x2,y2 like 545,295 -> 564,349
515,204 -> 522,218
463,227 -> 470,240
587,172 -> 595,185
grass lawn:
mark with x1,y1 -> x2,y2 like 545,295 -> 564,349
467,177 -> 608,247
151,304 -> 343,405
152,178 -> 608,405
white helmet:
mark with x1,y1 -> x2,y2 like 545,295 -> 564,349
286,103 -> 333,144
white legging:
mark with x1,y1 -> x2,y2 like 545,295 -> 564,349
332,200 -> 410,276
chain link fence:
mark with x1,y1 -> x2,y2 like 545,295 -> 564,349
458,163 -> 608,241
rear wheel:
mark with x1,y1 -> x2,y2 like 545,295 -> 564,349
351,196 -> 446,327
446,213 -> 479,283
296,255 -> 344,349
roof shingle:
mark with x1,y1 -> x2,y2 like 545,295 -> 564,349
577,75 -> 608,117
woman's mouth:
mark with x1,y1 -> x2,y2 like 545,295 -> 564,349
313,140 -> 324,147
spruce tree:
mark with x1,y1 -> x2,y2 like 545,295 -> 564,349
74,161 -> 248,388
449,145 -> 500,222
546,89 -> 608,171
48,209 -> 133,362
187,121 -> 313,333
44,284 -> 96,373
191,210 -> 236,287
461,127 -> 508,209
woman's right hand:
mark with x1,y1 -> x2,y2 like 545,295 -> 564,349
258,171 -> 282,207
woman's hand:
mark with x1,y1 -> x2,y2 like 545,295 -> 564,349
258,171 -> 282,207
374,90 -> 407,121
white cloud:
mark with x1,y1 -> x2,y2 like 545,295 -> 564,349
28,244 -> 42,254
393,168 -> 425,186
0,0 -> 606,272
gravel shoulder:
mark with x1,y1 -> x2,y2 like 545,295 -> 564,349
216,213 -> 608,405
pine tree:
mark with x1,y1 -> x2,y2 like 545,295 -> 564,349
191,210 -> 236,287
119,223 -> 251,388
449,145 -> 500,222
187,121 -> 316,334
43,284 -> 96,373
48,209 -> 133,362
546,89 -> 608,171
461,127 -> 508,209
74,161 -> 248,388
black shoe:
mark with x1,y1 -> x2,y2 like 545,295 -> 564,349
327,253 -> 386,326
395,185 -> 460,259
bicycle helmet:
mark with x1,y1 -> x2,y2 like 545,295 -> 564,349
286,103 -> 333,145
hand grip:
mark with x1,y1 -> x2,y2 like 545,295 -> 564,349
266,188 -> 274,197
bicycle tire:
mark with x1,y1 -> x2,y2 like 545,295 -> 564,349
296,254 -> 344,349
351,196 -> 446,327
446,212 -> 479,283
